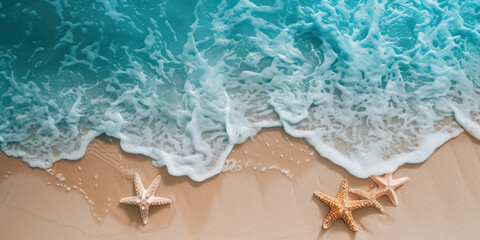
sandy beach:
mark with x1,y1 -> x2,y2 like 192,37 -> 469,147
1,127 -> 480,239
2,0 -> 480,239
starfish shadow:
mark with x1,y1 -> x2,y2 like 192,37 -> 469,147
118,202 -> 144,228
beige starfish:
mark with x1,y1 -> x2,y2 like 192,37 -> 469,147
370,173 -> 409,206
348,187 -> 384,212
314,179 -> 375,232
120,173 -> 171,224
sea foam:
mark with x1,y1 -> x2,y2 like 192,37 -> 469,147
1,0 -> 480,181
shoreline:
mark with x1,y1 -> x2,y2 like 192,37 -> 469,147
1,128 -> 480,239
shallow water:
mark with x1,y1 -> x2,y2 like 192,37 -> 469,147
1,0 -> 480,181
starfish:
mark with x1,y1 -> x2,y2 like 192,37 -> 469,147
369,173 -> 409,206
120,172 -> 172,224
314,179 -> 374,232
348,187 -> 384,212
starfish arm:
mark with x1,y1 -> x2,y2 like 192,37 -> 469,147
392,176 -> 409,188
120,196 -> 139,205
336,179 -> 349,201
314,192 -> 339,208
341,211 -> 360,232
372,187 -> 388,199
370,174 -> 388,187
149,197 -> 172,206
349,188 -> 384,212
348,189 -> 370,199
139,205 -> 150,225
348,199 -> 374,211
134,172 -> 146,197
322,210 -> 339,229
368,199 -> 384,212
386,189 -> 400,206
145,175 -> 161,198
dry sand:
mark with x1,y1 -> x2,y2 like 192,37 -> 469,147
1,127 -> 480,239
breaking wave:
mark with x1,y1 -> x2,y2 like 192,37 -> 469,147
1,0 -> 480,181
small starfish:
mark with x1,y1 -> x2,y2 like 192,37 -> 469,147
314,179 -> 374,232
348,187 -> 384,212
370,173 -> 409,206
120,173 -> 172,224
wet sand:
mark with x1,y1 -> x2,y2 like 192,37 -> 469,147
1,128 -> 480,239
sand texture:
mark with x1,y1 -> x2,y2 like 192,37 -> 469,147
1,128 -> 480,239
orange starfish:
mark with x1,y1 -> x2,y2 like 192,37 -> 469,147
120,173 -> 172,224
314,179 -> 374,232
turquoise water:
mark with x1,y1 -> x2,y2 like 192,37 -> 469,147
1,0 -> 480,181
